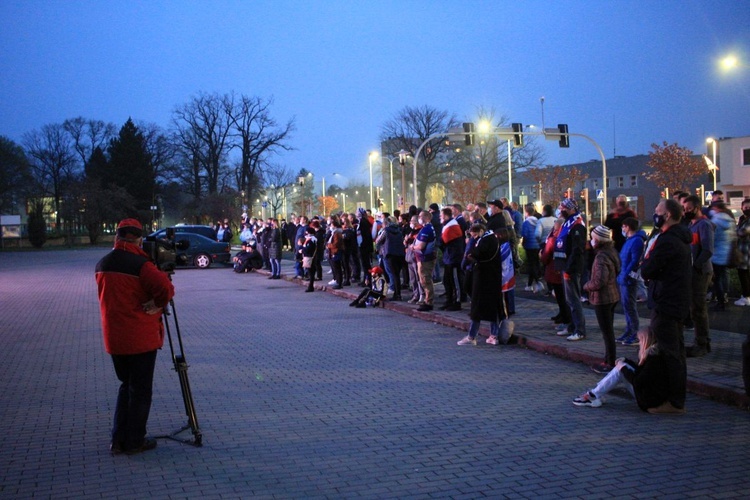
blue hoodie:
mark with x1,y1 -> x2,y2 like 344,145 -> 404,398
618,229 -> 647,286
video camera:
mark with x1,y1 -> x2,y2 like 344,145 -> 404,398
143,228 -> 190,272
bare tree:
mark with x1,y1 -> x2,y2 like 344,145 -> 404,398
138,122 -> 179,185
23,123 -> 78,226
172,92 -> 234,195
228,94 -> 295,213
450,106 -> 545,197
63,117 -> 116,167
263,163 -> 296,218
380,105 -> 459,207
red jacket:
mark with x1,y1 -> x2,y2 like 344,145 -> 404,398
95,240 -> 175,355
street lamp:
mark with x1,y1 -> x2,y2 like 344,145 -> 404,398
705,137 -> 719,192
398,149 -> 409,210
381,155 -> 398,212
368,151 -> 377,211
339,192 -> 346,213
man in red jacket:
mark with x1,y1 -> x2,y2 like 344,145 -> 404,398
95,218 -> 175,455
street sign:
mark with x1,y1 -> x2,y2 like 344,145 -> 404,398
596,189 -> 604,200
261,201 -> 268,208
705,191 -> 713,203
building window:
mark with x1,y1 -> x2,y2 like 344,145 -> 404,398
592,179 -> 599,189
630,175 -> 638,187
617,176 -> 624,188
743,148 -> 750,166
606,178 -> 610,189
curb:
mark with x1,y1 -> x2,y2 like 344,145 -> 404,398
265,269 -> 750,411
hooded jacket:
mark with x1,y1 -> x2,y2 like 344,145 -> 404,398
95,240 -> 175,355
640,223 -> 693,319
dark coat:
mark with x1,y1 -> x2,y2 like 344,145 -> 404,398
468,231 -> 505,323
623,346 -> 671,411
268,227 -> 282,259
640,223 -> 693,319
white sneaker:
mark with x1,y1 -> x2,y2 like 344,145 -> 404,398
735,297 -> 750,306
328,279 -> 337,285
486,336 -> 498,345
580,296 -> 589,303
524,285 -> 534,292
457,335 -> 477,346
567,332 -> 586,341
534,282 -> 546,294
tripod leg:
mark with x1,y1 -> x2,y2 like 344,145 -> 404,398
174,354 -> 202,446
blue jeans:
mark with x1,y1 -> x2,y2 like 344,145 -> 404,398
620,281 -> 639,337
111,350 -> 157,450
468,320 -> 499,339
563,273 -> 586,335
271,258 -> 281,277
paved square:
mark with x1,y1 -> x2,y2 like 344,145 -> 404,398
1,249 -> 749,498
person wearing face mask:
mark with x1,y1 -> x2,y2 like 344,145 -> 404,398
485,199 -> 508,233
639,198 -> 692,414
583,226 -> 621,373
604,195 -> 637,252
681,194 -> 715,358
404,215 -> 424,304
616,218 -> 648,346
553,198 -> 588,341
734,199 -> 750,306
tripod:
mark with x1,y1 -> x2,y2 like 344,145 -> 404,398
156,281 -> 203,447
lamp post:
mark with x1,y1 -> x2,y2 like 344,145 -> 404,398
340,192 -> 347,213
368,151 -> 377,211
507,139 -> 514,202
706,137 -> 718,192
382,155 -> 397,212
398,149 -> 409,210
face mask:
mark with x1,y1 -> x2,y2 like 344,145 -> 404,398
487,207 -> 493,216
591,239 -> 597,248
683,210 -> 696,221
653,213 -> 665,228
622,229 -> 628,238
743,209 -> 750,217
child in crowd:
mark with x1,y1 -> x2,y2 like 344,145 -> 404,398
349,266 -> 388,308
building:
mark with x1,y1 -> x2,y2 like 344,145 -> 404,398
710,134 -> 750,210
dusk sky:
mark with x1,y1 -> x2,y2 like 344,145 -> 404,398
1,0 -> 748,189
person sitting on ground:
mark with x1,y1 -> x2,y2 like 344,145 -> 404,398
233,242 -> 263,273
349,266 -> 388,308
572,328 -> 670,411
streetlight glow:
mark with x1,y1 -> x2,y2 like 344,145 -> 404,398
721,54 -> 739,71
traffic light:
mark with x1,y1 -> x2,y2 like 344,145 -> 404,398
462,122 -> 475,146
512,123 -> 523,147
558,124 -> 569,148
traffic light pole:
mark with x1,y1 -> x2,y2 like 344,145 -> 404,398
411,127 -> 607,223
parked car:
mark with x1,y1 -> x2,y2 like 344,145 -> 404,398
151,225 -> 217,241
172,232 -> 231,269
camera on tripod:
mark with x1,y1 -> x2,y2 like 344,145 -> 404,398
143,228 -> 190,272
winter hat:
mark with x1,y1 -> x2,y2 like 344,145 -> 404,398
591,225 -> 612,242
429,203 -> 440,212
357,207 -> 367,217
116,218 -> 143,238
560,198 -> 578,212
487,199 -> 503,208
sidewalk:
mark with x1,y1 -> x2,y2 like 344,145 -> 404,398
267,255 -> 750,410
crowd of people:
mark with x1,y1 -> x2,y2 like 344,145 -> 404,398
226,192 -> 750,407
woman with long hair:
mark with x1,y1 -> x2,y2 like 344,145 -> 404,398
572,327 -> 676,413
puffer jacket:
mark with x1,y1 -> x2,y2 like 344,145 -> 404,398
710,210 -> 736,266
583,243 -> 621,305
95,240 -> 174,355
